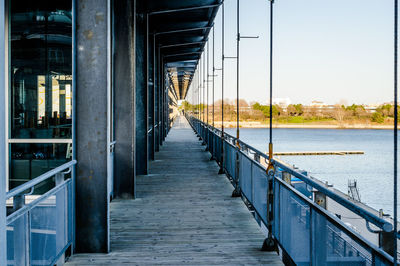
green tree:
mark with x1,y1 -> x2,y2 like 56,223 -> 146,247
371,112 -> 384,123
251,103 -> 280,118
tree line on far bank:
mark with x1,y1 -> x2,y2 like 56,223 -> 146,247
181,99 -> 400,124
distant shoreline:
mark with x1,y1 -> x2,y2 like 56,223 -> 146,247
213,121 -> 397,130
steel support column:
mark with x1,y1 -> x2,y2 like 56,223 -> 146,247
161,61 -> 165,142
114,0 -> 136,198
135,5 -> 148,175
164,65 -> 168,140
159,55 -> 164,145
76,0 -> 110,252
154,39 -> 160,152
148,31 -> 155,161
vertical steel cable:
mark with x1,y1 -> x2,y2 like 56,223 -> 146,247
207,41 -> 210,125
198,65 -> 200,120
269,0 -> 274,146
219,2 -> 225,174
394,0 -> 398,264
236,0 -> 240,145
203,51 -> 206,122
222,3 -> 225,136
201,55 -> 204,122
213,26 -> 215,127
199,58 -> 202,121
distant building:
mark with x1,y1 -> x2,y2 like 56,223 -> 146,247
363,104 -> 380,113
272,98 -> 291,107
310,100 -> 327,108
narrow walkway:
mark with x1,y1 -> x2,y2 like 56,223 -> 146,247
66,116 -> 282,265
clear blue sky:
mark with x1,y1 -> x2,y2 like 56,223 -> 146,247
188,0 -> 396,105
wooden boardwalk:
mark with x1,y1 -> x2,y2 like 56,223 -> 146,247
66,116 -> 283,265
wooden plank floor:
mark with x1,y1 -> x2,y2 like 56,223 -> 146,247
66,116 -> 283,265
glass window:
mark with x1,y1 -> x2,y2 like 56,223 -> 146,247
9,0 -> 72,190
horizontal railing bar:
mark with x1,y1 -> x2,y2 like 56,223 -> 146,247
8,139 -> 72,144
272,158 -> 393,232
238,148 -> 267,171
6,160 -> 77,200
6,179 -> 71,225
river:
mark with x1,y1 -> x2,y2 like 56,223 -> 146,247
225,128 -> 398,215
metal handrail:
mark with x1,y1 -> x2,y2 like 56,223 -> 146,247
275,175 -> 394,263
189,115 -> 395,264
191,116 -> 393,232
273,158 -> 393,232
195,117 -> 270,160
6,178 -> 71,225
6,160 -> 77,200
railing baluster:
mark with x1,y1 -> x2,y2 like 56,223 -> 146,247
56,172 -> 66,265
13,194 -> 29,265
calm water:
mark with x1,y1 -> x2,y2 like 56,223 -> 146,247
225,128 -> 398,215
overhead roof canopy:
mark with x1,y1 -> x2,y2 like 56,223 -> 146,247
146,0 -> 221,100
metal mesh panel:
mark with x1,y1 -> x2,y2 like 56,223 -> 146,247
30,198 -> 57,265
239,153 -> 252,201
278,184 -> 311,265
312,211 -> 373,266
215,137 -> 222,163
225,144 -> 236,179
6,182 -> 72,266
208,130 -> 212,152
6,213 -> 28,266
212,132 -> 216,159
252,164 -> 268,224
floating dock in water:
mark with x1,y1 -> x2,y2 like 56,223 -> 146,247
274,151 -> 364,156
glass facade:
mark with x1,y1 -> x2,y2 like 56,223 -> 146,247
9,0 -> 72,189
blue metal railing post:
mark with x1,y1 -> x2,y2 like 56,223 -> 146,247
13,195 -> 29,265
56,172 -> 67,264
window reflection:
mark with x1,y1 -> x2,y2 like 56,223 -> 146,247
10,1 -> 72,139
9,1 -> 72,190
10,143 -> 71,190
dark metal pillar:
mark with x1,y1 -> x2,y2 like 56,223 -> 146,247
155,40 -> 160,152
148,31 -> 155,161
114,0 -> 136,198
162,62 -> 166,142
164,62 -> 167,138
159,49 -> 163,146
76,0 -> 110,252
135,4 -> 148,175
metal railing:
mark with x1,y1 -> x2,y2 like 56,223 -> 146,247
188,115 -> 394,265
6,160 -> 77,266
